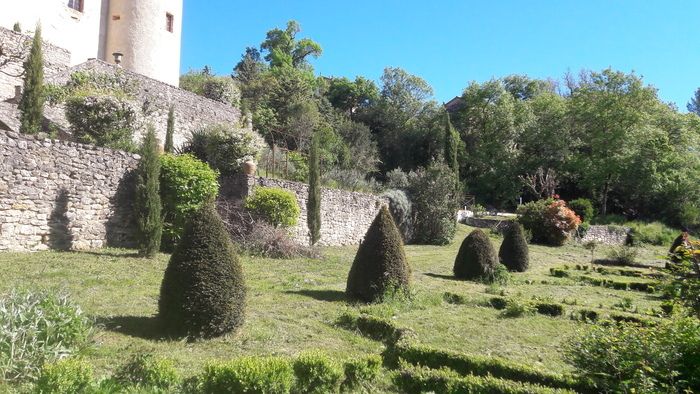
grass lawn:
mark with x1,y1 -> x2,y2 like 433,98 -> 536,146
0,224 -> 669,385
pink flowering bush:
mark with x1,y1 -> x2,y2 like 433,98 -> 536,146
518,198 -> 581,246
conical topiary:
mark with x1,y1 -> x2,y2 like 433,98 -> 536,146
346,205 -> 411,302
453,229 -> 498,280
158,202 -> 245,338
498,223 -> 529,272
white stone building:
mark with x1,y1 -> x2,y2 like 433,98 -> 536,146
0,0 -> 183,86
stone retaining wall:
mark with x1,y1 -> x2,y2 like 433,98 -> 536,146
580,225 -> 630,245
0,130 -> 138,251
223,175 -> 386,246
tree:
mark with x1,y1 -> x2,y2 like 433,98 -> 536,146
18,23 -> 44,134
346,206 -> 411,302
688,88 -> 700,116
134,126 -> 162,257
260,21 -> 322,69
158,202 -> 246,338
443,111 -> 459,187
453,229 -> 498,280
164,105 -> 175,153
325,76 -> 379,116
307,129 -> 321,245
233,47 -> 266,85
498,224 -> 529,272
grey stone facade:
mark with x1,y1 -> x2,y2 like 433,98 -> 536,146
0,130 -> 138,251
224,175 -> 386,246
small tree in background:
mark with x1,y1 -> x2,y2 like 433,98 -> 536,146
158,203 -> 246,338
453,229 -> 498,280
346,206 -> 411,302
19,23 -> 44,134
307,129 -> 321,245
164,105 -> 175,153
444,112 -> 460,188
499,223 -> 529,272
135,126 -> 163,257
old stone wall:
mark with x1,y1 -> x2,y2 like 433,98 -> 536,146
224,175 -> 386,246
0,129 -> 138,251
46,59 -> 246,149
580,225 -> 630,245
0,27 -> 71,101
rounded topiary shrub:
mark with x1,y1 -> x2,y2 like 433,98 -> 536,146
453,229 -> 498,280
346,205 -> 411,302
244,186 -> 300,228
158,203 -> 246,338
498,223 -> 529,272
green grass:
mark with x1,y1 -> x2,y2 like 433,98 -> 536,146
0,224 -> 669,385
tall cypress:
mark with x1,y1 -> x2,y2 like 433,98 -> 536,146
307,130 -> 321,245
444,112 -> 459,188
135,126 -> 163,257
164,105 -> 175,153
19,23 -> 44,134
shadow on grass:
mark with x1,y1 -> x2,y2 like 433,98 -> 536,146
77,250 -> 141,258
284,289 -> 347,302
423,273 -> 460,281
96,315 -> 164,340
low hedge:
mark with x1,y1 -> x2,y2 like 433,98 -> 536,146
335,312 -> 408,344
394,363 -> 577,394
393,344 -> 591,392
197,357 -> 295,394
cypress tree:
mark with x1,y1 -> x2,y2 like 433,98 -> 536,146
164,105 -> 175,153
307,129 -> 321,245
498,223 -> 529,272
158,202 -> 246,338
346,206 -> 411,302
443,112 -> 459,186
453,229 -> 498,280
18,23 -> 44,134
135,126 -> 163,257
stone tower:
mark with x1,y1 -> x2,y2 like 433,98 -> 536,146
104,0 -> 183,86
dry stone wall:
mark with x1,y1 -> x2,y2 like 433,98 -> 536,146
581,225 -> 630,245
0,130 -> 138,251
226,175 -> 386,246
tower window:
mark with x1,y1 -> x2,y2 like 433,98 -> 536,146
166,13 -> 174,32
67,0 -> 83,12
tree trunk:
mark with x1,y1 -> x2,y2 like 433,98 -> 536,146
600,176 -> 611,217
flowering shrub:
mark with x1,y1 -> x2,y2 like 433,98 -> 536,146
518,198 -> 581,246
181,124 -> 266,176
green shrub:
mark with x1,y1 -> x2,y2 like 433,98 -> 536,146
626,221 -> 677,246
499,224 -> 529,272
606,245 -> 639,265
293,352 -> 343,394
346,206 -> 411,302
244,187 -> 300,228
159,153 -> 219,249
572,309 -> 599,322
198,357 -> 294,394
0,290 -> 92,382
500,299 -> 536,318
381,189 -> 414,243
442,292 -> 469,305
406,162 -> 457,245
549,268 -> 570,278
567,198 -> 595,222
481,263 -> 511,286
342,355 -> 382,391
35,359 -> 93,394
565,317 -> 700,393
335,313 -> 404,344
158,203 -> 246,338
180,69 -> 241,107
64,94 -> 137,152
453,229 -> 498,281
517,199 -> 580,246
535,302 -> 565,317
181,124 -> 266,176
113,353 -> 180,390
489,297 -> 508,310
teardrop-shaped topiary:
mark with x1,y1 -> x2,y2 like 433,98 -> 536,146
453,229 -> 498,280
499,223 -> 529,272
346,205 -> 411,302
158,202 -> 246,338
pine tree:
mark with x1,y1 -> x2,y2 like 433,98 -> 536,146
135,126 -> 163,257
18,23 -> 44,134
164,105 -> 175,153
443,112 -> 460,189
307,129 -> 321,245
158,202 -> 246,338
346,206 -> 411,302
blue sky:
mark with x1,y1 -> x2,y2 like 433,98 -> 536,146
181,0 -> 699,110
